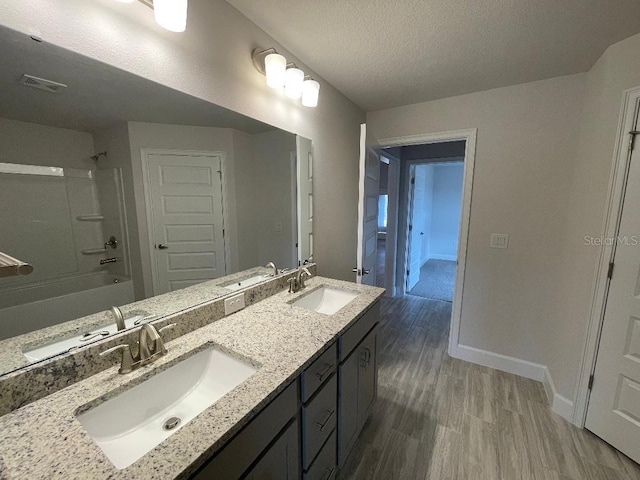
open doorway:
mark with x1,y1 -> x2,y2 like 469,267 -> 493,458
405,161 -> 464,301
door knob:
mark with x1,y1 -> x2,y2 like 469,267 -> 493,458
157,244 -> 169,250
362,269 -> 370,275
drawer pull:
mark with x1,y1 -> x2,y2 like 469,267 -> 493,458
324,466 -> 336,480
316,409 -> 336,431
314,363 -> 335,382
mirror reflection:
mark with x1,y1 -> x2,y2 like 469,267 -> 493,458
0,27 -> 314,374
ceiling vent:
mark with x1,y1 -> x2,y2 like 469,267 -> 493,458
19,74 -> 67,94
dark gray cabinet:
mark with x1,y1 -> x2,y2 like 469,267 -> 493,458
190,381 -> 299,480
337,302 -> 379,467
243,421 -> 299,480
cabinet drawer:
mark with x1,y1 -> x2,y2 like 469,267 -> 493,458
339,301 -> 379,361
302,374 -> 337,469
304,431 -> 337,480
301,342 -> 337,403
191,380 -> 298,480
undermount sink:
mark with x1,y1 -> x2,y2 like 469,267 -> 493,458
77,346 -> 257,469
292,287 -> 358,315
23,315 -> 152,362
224,274 -> 270,292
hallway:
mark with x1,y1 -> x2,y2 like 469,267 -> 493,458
338,295 -> 640,479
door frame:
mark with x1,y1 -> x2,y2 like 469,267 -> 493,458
377,128 -> 477,356
140,148 -> 231,296
575,86 -> 640,426
380,152 -> 401,296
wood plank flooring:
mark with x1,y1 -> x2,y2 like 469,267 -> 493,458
337,295 -> 640,480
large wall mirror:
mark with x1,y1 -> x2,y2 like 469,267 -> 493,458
0,26 -> 314,375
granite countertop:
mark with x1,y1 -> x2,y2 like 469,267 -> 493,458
0,266 -> 272,374
0,276 -> 384,480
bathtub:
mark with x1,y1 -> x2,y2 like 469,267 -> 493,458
0,273 -> 135,341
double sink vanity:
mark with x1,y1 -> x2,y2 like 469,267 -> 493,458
0,268 -> 383,479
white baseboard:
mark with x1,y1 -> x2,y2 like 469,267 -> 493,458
542,367 -> 575,422
429,254 -> 457,261
451,344 -> 576,423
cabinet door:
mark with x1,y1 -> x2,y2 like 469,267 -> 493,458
245,421 -> 299,480
338,348 -> 359,466
357,328 -> 377,427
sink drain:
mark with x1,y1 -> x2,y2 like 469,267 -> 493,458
163,416 -> 181,431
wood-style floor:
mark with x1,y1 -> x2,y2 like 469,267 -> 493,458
338,295 -> 640,480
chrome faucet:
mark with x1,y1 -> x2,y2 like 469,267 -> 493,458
265,261 -> 278,277
110,306 -> 126,331
288,267 -> 312,293
100,322 -> 175,374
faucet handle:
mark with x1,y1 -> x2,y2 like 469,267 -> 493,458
100,344 -> 134,374
288,277 -> 297,293
158,323 -> 176,335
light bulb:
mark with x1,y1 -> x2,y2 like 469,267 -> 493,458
153,0 -> 188,32
301,79 -> 320,107
284,68 -> 304,99
265,53 -> 287,89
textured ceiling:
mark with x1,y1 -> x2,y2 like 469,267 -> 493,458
0,27 -> 274,134
227,0 -> 640,111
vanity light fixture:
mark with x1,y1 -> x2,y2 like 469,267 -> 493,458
252,48 -> 320,107
112,0 -> 188,33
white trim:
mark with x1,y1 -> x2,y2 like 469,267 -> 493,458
140,148 -> 230,296
452,344 -> 575,421
355,124 -> 367,284
377,129 -> 477,357
428,254 -> 457,261
452,343 -> 546,381
574,86 -> 640,427
543,367 -> 575,422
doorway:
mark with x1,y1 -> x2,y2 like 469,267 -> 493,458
405,161 -> 464,301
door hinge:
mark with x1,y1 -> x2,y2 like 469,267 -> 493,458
222,229 -> 225,237
406,269 -> 410,276
630,130 -> 639,152
409,224 -> 413,231
607,262 -> 614,280
217,169 -> 222,179
411,177 -> 415,185
588,374 -> 594,390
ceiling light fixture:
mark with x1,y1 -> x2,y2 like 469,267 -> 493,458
112,0 -> 188,33
252,48 -> 320,108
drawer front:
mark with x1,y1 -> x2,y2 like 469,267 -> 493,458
339,301 -> 379,361
304,431 -> 337,480
191,380 -> 298,480
301,342 -> 337,403
302,374 -> 338,469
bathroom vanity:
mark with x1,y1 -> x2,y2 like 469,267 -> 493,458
0,276 -> 383,479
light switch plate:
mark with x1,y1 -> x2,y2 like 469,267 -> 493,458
490,233 -> 509,249
224,292 -> 245,315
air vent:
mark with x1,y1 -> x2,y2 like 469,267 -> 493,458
19,74 -> 67,94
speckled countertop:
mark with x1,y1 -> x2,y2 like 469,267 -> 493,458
0,276 -> 384,480
0,266 -> 272,374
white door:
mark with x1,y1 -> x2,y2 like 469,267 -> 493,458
356,124 -> 380,286
406,165 -> 427,291
146,152 -> 227,294
585,107 -> 640,463
297,136 -> 313,265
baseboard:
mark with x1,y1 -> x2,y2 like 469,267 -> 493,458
542,367 -> 575,423
428,254 -> 457,261
451,344 -> 576,423
452,344 -> 547,380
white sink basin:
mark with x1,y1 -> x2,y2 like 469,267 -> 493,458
224,274 -> 270,291
293,287 -> 358,315
77,346 -> 257,469
23,315 -> 152,362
